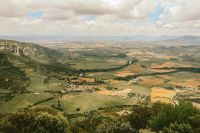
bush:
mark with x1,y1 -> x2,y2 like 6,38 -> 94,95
129,106 -> 152,130
106,85 -> 113,90
149,102 -> 199,132
163,122 -> 192,133
33,112 -> 68,133
96,119 -> 136,133
189,114 -> 200,132
0,107 -> 69,133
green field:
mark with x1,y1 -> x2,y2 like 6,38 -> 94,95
169,72 -> 200,82
87,71 -> 117,79
0,88 -> 10,93
70,56 -> 127,70
60,94 -> 138,114
27,72 -> 65,92
27,72 -> 47,92
0,93 -> 53,113
114,81 -> 151,96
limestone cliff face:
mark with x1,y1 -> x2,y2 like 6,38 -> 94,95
0,40 -> 44,56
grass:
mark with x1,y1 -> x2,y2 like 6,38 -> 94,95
47,79 -> 66,91
60,94 -> 138,114
87,71 -> 117,80
114,81 -> 151,96
27,72 -> 47,92
27,72 -> 65,92
37,98 -> 58,107
169,72 -> 200,82
0,88 -> 10,93
0,93 -> 53,113
70,56 -> 127,70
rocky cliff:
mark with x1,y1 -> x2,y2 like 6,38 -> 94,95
0,40 -> 45,56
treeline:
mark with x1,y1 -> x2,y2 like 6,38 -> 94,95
82,52 -> 127,58
70,102 -> 200,133
160,67 -> 200,73
116,66 -> 200,81
115,70 -> 179,81
0,107 -> 69,133
0,102 -> 199,133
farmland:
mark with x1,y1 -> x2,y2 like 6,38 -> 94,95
0,40 -> 200,133
1,41 -> 200,114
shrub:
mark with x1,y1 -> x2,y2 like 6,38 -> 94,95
149,102 -> 198,132
163,122 -> 192,133
33,112 -> 68,133
0,107 -> 69,133
129,106 -> 152,130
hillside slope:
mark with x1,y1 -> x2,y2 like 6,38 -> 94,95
0,40 -> 75,92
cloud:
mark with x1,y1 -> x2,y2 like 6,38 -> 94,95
159,0 -> 200,22
0,0 -> 199,36
0,0 -> 28,17
0,0 -> 157,20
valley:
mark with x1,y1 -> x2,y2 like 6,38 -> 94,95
0,39 -> 200,132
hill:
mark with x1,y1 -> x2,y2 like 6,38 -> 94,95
159,35 -> 200,44
0,40 -> 75,92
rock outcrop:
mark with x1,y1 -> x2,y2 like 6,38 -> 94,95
0,40 -> 44,56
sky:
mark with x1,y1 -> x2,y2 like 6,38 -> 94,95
0,0 -> 200,36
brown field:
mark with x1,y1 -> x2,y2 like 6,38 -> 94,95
107,79 -> 119,85
115,69 -> 135,77
169,81 -> 183,87
80,77 -> 95,82
116,60 -> 127,65
184,80 -> 200,88
169,79 -> 200,88
127,64 -> 146,72
148,68 -> 176,73
150,62 -> 194,69
95,90 -> 113,95
193,102 -> 200,109
156,75 -> 171,80
88,72 -> 104,76
111,89 -> 132,97
95,88 -> 132,97
151,87 -> 176,103
155,55 -> 176,60
139,77 -> 165,86
115,64 -> 146,77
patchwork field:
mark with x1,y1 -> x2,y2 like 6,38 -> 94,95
60,94 -> 138,114
69,56 -> 127,70
1,40 -> 200,118
27,72 -> 65,92
150,87 -> 176,104
0,93 -> 53,113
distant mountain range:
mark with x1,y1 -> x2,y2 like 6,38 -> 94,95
0,35 -> 200,43
161,35 -> 200,43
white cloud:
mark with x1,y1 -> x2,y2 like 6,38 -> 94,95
0,0 -> 199,36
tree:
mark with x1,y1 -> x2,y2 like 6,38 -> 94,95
149,102 -> 198,132
8,112 -> 36,133
163,122 -> 192,133
33,112 -> 68,133
0,107 -> 69,133
129,106 -> 152,130
189,114 -> 200,132
84,112 -> 103,131
96,119 -> 136,133
0,120 -> 17,133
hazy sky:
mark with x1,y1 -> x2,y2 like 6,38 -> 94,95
0,0 -> 200,36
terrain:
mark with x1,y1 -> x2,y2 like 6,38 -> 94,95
0,39 -> 200,133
